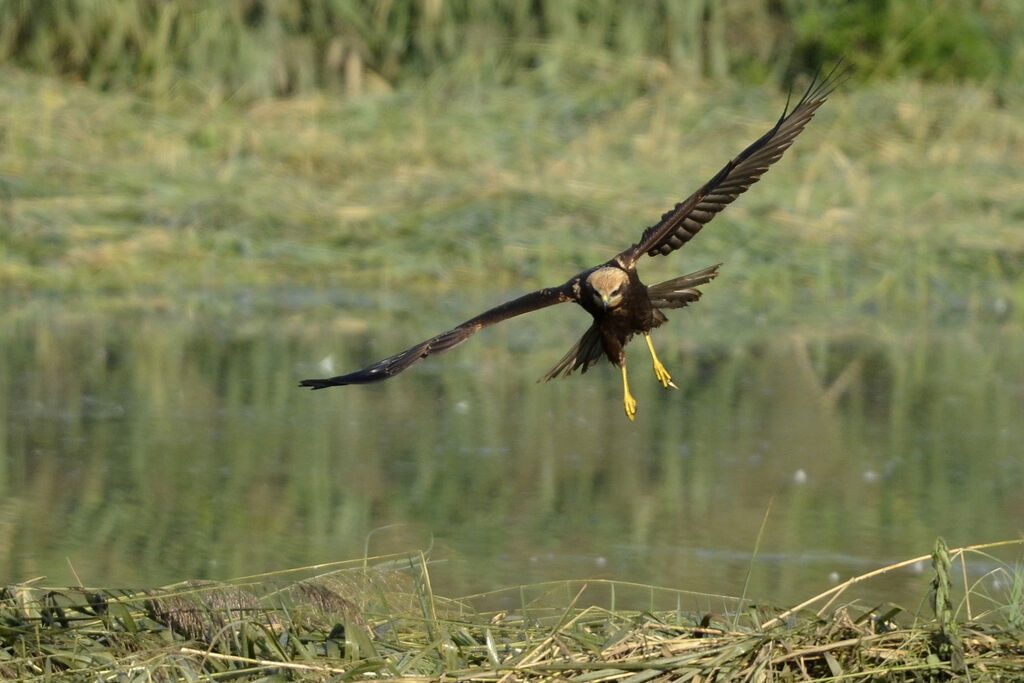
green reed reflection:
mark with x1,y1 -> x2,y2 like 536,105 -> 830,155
2,308 -> 1022,608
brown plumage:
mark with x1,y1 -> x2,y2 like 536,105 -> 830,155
301,65 -> 843,420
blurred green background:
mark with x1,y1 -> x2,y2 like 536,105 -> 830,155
1,1 -> 1023,606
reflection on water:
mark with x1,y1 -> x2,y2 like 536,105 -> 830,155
2,304 -> 1023,609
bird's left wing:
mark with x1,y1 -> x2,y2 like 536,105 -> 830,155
300,285 -> 573,388
615,62 -> 845,269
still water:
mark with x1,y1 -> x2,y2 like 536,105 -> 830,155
3,298 -> 1023,611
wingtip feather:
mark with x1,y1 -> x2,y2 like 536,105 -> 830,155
299,378 -> 338,390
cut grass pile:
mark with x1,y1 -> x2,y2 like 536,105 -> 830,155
3,540 -> 1022,680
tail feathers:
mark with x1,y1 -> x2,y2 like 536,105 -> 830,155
539,323 -> 605,382
647,263 -> 721,309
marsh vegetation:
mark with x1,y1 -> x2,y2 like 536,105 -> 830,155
2,1 -> 1024,678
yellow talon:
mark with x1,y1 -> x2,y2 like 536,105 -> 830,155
621,364 -> 637,421
644,333 -> 677,389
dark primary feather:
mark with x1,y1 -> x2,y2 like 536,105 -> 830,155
618,62 -> 846,268
300,285 -> 571,388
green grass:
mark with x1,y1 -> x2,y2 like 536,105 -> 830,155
2,540 -> 1023,680
2,63 -> 1022,337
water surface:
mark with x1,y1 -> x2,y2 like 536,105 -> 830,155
3,300 -> 1022,610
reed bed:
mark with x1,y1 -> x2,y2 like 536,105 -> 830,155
2,0 -> 1020,104
2,540 -> 1022,680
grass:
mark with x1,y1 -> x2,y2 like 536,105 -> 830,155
2,62 -> 1022,339
2,540 -> 1023,680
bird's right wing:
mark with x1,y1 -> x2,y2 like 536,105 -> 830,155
300,285 -> 573,388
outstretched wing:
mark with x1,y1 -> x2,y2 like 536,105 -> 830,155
616,63 -> 845,269
300,285 -> 573,388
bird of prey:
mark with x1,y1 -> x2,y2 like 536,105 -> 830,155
301,66 -> 842,420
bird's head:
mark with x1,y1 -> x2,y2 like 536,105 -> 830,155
586,267 -> 629,312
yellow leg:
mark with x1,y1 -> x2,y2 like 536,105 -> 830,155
644,332 -> 677,389
621,363 -> 637,421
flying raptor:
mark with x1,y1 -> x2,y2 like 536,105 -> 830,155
301,66 -> 842,420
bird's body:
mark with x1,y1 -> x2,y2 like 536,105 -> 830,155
574,267 -> 648,364
301,65 -> 843,420
589,270 -> 653,366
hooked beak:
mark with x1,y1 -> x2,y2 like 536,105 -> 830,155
601,295 -> 611,312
